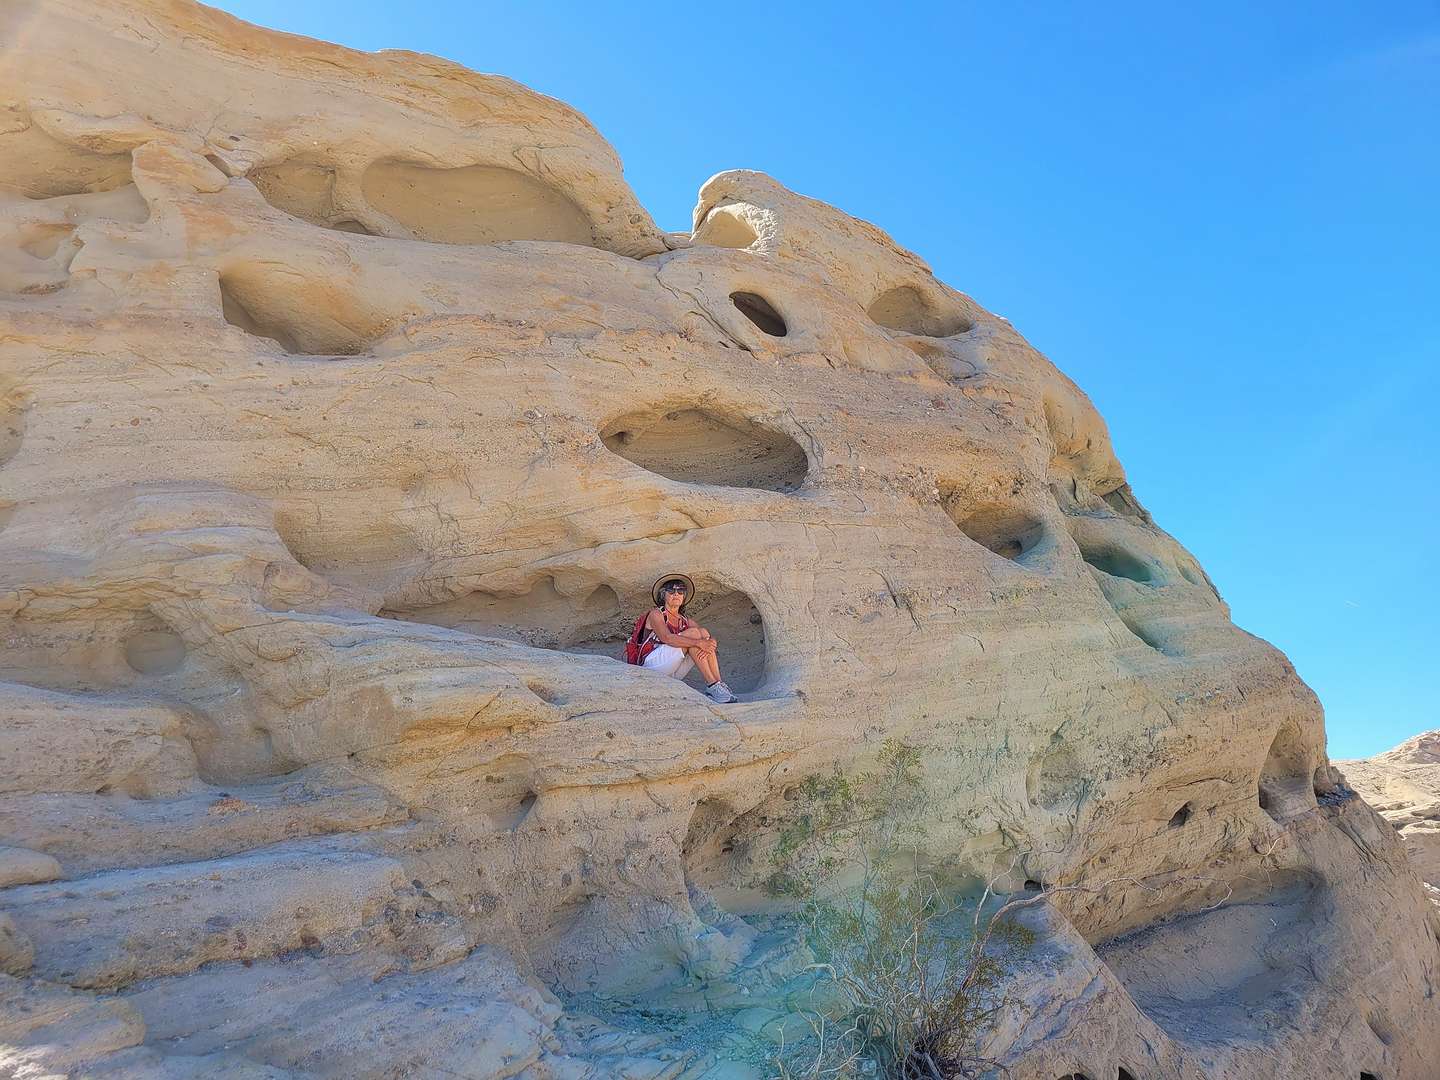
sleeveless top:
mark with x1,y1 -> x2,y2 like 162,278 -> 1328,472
641,608 -> 689,653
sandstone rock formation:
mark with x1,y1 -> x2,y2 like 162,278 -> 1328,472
1341,731 -> 1440,904
2,2 -> 1438,1077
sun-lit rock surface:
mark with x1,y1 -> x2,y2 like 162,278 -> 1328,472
2,2 -> 1438,1077
1341,731 -> 1440,904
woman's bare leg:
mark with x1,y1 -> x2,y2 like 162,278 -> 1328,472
690,646 -> 721,685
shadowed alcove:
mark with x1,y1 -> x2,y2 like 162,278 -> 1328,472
602,407 -> 808,492
947,501 -> 1047,563
382,576 -> 769,693
867,284 -> 972,337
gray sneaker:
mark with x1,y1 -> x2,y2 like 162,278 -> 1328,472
705,680 -> 738,704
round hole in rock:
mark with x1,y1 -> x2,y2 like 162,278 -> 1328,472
1168,803 -> 1192,829
1360,1073 -> 1381,1080
601,407 -> 807,492
1078,543 -> 1154,584
1118,1070 -> 1138,1080
730,291 -> 787,336
949,503 -> 1045,561
866,284 -> 973,337
124,629 -> 187,675
696,206 -> 758,249
360,160 -> 595,247
1023,879 -> 1043,892
249,159 -> 341,227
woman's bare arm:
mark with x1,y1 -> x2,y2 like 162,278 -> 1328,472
646,610 -> 717,650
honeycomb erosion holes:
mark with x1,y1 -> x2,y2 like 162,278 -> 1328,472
0,123 -> 133,199
1078,542 -> 1154,584
729,291 -> 787,336
602,407 -> 808,492
867,284 -> 973,338
249,158 -> 599,248
360,161 -> 595,247
249,159 -> 374,234
695,206 -> 758,249
219,264 -> 393,354
382,578 -> 627,656
5,8 -> 1436,1076
948,501 -> 1047,563
1258,721 -> 1318,822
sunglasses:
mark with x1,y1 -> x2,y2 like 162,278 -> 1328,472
664,585 -> 688,595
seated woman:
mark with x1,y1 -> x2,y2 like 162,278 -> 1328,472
641,575 -> 738,703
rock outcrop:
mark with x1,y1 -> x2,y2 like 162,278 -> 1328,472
1341,731 -> 1440,903
2,2 -> 1438,1077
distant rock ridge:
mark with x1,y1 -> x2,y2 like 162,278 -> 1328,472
1341,730 -> 1440,903
1,1 -> 1438,1077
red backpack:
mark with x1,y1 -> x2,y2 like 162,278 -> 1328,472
623,610 -> 688,665
624,613 -> 653,665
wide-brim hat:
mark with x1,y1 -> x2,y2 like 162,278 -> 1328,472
652,573 -> 696,609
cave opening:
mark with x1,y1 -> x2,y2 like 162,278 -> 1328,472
1078,543 -> 1154,584
947,502 -> 1046,563
730,291 -> 787,336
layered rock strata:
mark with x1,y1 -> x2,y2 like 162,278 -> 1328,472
2,2 -> 1438,1077
1342,731 -> 1440,903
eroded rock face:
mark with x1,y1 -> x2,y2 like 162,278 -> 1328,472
1341,732 -> 1440,903
1,2 -> 1438,1077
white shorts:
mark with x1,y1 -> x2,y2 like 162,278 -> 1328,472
642,644 -> 694,680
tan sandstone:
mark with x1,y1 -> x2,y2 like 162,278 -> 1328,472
2,2 -> 1438,1078
1341,731 -> 1440,903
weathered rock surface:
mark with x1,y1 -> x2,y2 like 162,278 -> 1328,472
2,1 -> 1438,1077
1342,730 -> 1440,902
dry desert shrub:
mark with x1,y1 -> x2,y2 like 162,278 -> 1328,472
768,741 -> 1035,1079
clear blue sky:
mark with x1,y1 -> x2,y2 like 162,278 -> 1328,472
212,1 -> 1438,759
